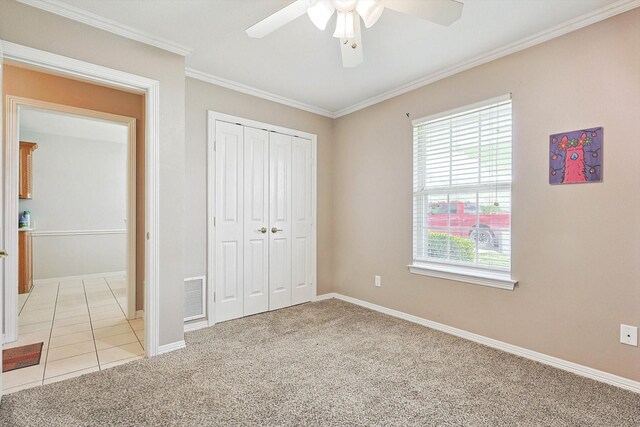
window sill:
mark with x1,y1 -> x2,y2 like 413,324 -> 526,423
408,263 -> 517,290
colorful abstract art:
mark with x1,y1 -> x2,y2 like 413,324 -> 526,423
549,127 -> 603,185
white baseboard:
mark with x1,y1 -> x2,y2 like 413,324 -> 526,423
157,340 -> 186,355
313,293 -> 337,302
33,271 -> 126,285
184,320 -> 209,333
135,310 -> 144,319
322,293 -> 640,394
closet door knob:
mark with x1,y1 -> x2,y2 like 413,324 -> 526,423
271,227 -> 283,233
258,227 -> 267,234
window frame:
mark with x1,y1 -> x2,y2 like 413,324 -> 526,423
408,94 -> 517,290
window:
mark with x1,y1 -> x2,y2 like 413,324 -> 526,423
410,95 -> 516,289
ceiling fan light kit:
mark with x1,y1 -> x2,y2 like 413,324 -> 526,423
308,0 -> 380,35
307,0 -> 335,30
333,0 -> 358,12
355,0 -> 385,28
247,0 -> 463,67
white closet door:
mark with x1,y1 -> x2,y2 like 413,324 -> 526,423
291,137 -> 314,305
215,121 -> 244,322
243,127 -> 269,316
269,132 -> 292,310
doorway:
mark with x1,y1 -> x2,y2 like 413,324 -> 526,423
0,41 -> 162,400
1,100 -> 141,392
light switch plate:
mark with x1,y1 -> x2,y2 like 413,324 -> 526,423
620,324 -> 638,346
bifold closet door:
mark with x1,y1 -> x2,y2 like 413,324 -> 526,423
215,121 -> 244,322
214,120 -> 314,322
268,132 -> 293,311
243,127 -> 269,316
291,137 -> 314,305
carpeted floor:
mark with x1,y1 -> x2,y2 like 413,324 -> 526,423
0,299 -> 638,426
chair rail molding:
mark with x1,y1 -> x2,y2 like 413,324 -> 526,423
31,229 -> 127,237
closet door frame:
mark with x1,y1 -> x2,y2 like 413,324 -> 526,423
207,111 -> 317,326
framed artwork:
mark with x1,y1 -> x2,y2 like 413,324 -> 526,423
549,127 -> 602,185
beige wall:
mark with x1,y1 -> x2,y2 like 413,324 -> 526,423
332,9 -> 640,381
4,65 -> 145,310
0,0 -> 186,346
2,0 -> 638,383
185,78 -> 334,296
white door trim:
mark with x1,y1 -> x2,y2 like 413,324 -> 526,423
1,40 -> 161,359
0,39 -> 5,399
207,111 -> 318,326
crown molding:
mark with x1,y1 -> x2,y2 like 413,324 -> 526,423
16,0 -> 193,57
187,0 -> 639,119
185,68 -> 336,119
332,0 -> 640,117
16,0 -> 639,117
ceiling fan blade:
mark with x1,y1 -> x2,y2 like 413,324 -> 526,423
384,0 -> 463,26
246,0 -> 310,38
340,17 -> 363,68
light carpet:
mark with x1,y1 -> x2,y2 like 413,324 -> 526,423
1,299 -> 639,426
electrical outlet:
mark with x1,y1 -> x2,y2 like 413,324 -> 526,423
374,275 -> 381,287
620,324 -> 638,347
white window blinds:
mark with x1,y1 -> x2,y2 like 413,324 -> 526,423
412,95 -> 512,273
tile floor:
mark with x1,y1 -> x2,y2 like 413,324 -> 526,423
3,275 -> 144,393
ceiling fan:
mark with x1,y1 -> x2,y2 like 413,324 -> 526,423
246,0 -> 463,68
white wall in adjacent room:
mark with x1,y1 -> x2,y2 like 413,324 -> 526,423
19,117 -> 128,280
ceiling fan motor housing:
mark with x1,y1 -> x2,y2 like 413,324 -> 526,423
333,0 -> 358,13
247,0 -> 463,68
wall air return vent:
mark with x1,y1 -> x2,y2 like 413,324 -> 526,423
184,276 -> 206,321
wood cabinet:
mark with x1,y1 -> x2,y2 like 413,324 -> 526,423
19,142 -> 38,199
19,231 -> 33,294
18,142 -> 37,293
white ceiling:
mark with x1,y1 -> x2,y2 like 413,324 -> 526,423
33,0 -> 622,114
20,108 -> 128,144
